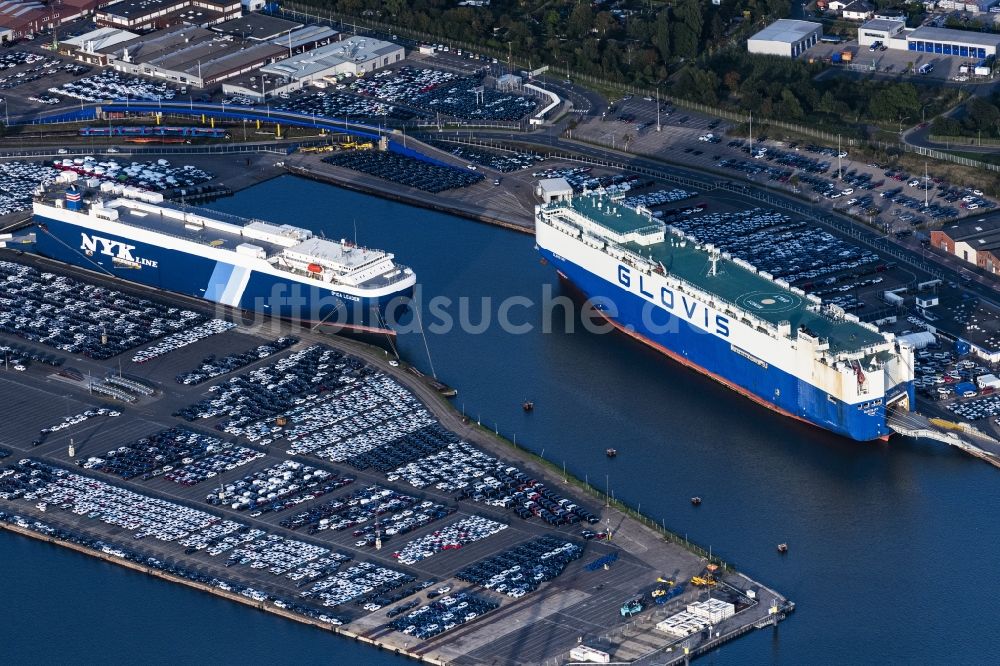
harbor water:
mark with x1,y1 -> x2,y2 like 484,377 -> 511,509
6,175 -> 1000,664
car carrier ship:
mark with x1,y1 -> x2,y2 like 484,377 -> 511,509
28,176 -> 416,334
535,191 -> 915,441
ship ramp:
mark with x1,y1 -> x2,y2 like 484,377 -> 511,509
888,408 -> 1000,469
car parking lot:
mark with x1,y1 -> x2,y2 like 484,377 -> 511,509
387,589 -> 500,640
0,161 -> 59,215
0,259 -> 207,359
52,156 -> 214,193
351,66 -> 538,121
275,89 -> 424,122
323,150 -> 484,192
425,141 -> 543,173
457,536 -> 583,599
670,208 -> 891,314
131,319 -> 236,363
175,336 -> 298,385
81,426 -> 262,483
0,256 -> 784,664
49,69 -> 180,103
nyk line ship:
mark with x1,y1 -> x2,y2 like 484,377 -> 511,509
29,178 -> 416,334
535,192 -> 915,441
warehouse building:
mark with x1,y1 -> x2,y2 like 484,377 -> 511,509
95,0 -> 241,31
921,292 -> 1000,363
213,12 -> 301,41
904,26 -> 1000,59
276,24 -> 338,54
107,24 -> 286,87
747,19 -> 823,58
930,217 -> 1000,274
856,18 -> 907,48
60,27 -> 140,65
221,35 -> 403,100
0,0 -> 103,41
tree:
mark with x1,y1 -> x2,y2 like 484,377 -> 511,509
651,10 -> 671,64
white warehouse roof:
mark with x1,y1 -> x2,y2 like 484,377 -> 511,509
907,26 -> 1000,48
62,27 -> 139,52
750,19 -> 821,43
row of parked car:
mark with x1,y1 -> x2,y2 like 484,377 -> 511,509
207,459 -> 345,513
0,459 -> 221,540
457,536 -> 583,599
0,506 -> 347,626
324,151 -> 484,193
388,590 -> 500,640
426,141 -> 542,173
671,209 -> 880,289
390,515 -> 508,565
386,440 -> 600,526
132,319 -> 236,364
80,427 -> 257,482
49,70 -> 180,102
175,345 -> 368,430
175,336 -> 299,385
0,161 -> 59,215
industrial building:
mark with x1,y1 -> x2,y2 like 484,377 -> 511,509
212,12 -> 301,41
747,19 -> 823,58
904,26 -> 1000,59
930,217 -> 1000,273
0,0 -> 97,40
95,0 -> 241,31
922,291 -> 1000,363
221,35 -> 403,100
60,27 -> 141,65
272,24 -> 338,55
0,0 -> 102,42
856,18 -> 907,48
858,22 -> 1000,58
106,24 -> 286,87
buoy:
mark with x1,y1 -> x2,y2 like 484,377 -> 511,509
307,263 -> 323,274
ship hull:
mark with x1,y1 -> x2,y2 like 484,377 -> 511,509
31,214 -> 412,334
540,246 -> 901,441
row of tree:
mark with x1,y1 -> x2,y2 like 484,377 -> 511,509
932,95 -> 1000,138
312,0 -> 789,86
673,51 -> 959,136
309,0 -> 957,137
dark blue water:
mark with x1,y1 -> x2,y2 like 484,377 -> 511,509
7,175 -> 1000,664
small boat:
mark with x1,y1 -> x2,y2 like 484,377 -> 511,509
690,496 -> 702,506
605,448 -> 617,458
522,400 -> 534,412
777,543 -> 789,554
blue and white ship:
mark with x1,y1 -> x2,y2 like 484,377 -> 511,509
30,177 -> 415,334
535,192 -> 915,441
